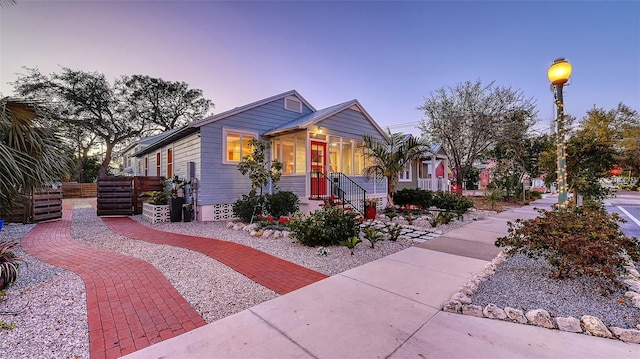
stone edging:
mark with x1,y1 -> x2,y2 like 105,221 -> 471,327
442,251 -> 640,344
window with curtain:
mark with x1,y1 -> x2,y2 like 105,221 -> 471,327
156,152 -> 161,176
167,148 -> 173,178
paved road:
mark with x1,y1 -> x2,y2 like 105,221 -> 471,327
605,190 -> 640,239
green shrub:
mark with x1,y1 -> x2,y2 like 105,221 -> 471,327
232,194 -> 266,223
339,236 -> 362,255
437,211 -> 456,224
495,206 -> 640,293
432,191 -> 474,213
289,204 -> 360,247
362,223 -> 383,248
264,191 -> 299,218
393,188 -> 432,208
385,223 -> 403,241
529,190 -> 543,200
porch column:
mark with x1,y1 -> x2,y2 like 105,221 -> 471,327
431,156 -> 437,192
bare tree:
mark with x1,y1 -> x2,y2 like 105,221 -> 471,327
419,80 -> 537,194
124,75 -> 213,131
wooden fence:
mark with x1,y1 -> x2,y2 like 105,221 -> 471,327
4,188 -> 63,224
133,176 -> 164,215
61,183 -> 97,198
96,177 -> 134,216
96,176 -> 164,216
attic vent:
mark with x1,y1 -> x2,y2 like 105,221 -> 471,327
285,97 -> 302,113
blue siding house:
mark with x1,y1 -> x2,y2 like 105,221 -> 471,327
133,90 -> 388,221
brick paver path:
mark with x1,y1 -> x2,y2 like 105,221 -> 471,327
102,217 -> 329,294
21,204 -> 206,359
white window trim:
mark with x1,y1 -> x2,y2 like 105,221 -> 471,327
284,96 -> 302,113
399,162 -> 412,182
222,128 -> 258,165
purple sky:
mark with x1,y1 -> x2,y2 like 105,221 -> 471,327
1,1 -> 639,135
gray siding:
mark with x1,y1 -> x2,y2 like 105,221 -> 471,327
317,108 -> 384,141
277,175 -> 306,199
198,98 -> 312,205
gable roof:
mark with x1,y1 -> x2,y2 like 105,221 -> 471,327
122,128 -> 180,155
133,126 -> 198,157
263,99 -> 386,137
188,90 -> 315,128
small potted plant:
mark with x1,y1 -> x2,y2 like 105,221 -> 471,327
169,176 -> 190,222
182,203 -> 194,222
363,198 -> 379,220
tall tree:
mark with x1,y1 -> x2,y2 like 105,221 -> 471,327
490,134 -> 552,199
12,67 -> 213,177
539,104 -> 634,202
0,98 -> 69,214
125,75 -> 212,131
362,130 -> 429,206
614,104 -> 640,187
419,80 -> 537,195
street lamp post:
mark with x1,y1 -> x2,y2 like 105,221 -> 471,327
548,58 -> 572,209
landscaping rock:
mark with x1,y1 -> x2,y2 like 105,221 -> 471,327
504,307 -> 527,324
262,229 -> 273,239
525,309 -> 554,329
272,231 -> 281,239
581,315 -> 612,338
451,293 -> 472,305
443,300 -> 462,313
232,223 -> 244,231
609,327 -> 640,344
623,279 -> 640,293
282,231 -> 290,239
624,268 -> 640,281
226,221 -> 235,228
483,304 -> 507,320
249,230 -> 257,236
462,304 -> 484,317
555,316 -> 582,333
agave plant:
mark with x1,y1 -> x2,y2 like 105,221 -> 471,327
339,236 -> 362,255
0,241 -> 24,289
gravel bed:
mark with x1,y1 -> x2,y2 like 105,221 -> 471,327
470,254 -> 640,329
0,223 -> 89,359
70,207 -> 279,322
129,210 -> 488,276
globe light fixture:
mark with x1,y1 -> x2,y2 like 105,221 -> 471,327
548,58 -> 572,208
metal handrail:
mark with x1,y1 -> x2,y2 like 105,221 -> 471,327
310,171 -> 367,215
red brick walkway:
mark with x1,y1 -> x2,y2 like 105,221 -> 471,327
102,217 -> 329,294
21,204 -> 206,359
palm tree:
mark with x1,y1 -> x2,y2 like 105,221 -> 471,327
0,97 -> 69,215
362,130 -> 429,207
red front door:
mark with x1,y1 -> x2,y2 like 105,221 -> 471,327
310,141 -> 327,196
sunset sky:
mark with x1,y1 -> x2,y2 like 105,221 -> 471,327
1,1 -> 638,135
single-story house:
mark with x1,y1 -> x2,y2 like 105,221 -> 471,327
130,90 -> 388,221
120,128 -> 179,175
396,143 -> 452,192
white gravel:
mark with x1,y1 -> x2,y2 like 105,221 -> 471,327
0,223 -> 89,359
0,204 -> 519,358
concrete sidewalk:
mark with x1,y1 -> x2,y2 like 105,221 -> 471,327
123,197 -> 638,358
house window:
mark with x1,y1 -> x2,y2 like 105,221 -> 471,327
399,162 -> 412,182
273,134 -> 307,175
167,148 -> 173,178
223,129 -> 256,164
144,157 -> 148,176
329,136 -> 341,172
284,96 -> 302,113
156,152 -> 161,176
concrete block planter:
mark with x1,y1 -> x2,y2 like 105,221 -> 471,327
142,203 -> 170,224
